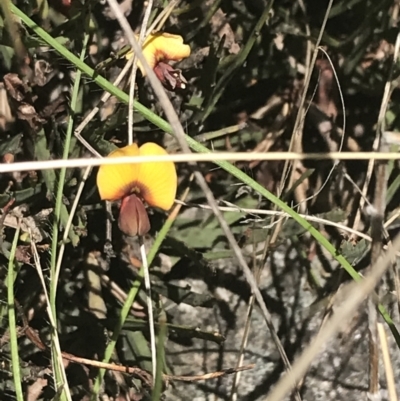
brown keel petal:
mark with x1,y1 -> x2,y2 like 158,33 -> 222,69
119,194 -> 150,237
153,61 -> 188,91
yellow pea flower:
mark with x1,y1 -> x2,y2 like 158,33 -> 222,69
126,32 -> 191,91
97,143 -> 177,236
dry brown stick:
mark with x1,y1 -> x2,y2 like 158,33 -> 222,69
16,301 -> 47,352
377,323 -> 398,401
368,157 -> 387,395
165,364 -> 255,382
63,352 -> 254,383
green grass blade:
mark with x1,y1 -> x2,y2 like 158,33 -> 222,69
7,224 -> 23,401
152,311 -> 167,401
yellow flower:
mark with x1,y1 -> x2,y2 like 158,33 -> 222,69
126,32 -> 191,91
97,143 -> 177,236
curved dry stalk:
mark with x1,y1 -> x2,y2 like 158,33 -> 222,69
378,323 -> 398,401
266,0 -> 336,259
279,0 -> 335,194
297,47 -> 346,207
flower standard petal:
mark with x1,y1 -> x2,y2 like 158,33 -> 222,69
137,142 -> 177,210
126,33 -> 191,76
97,144 -> 140,201
147,32 -> 191,62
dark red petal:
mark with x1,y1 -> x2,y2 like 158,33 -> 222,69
119,194 -> 151,237
153,61 -> 188,91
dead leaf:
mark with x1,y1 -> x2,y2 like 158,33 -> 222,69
15,245 -> 32,264
210,8 -> 241,55
4,206 -> 52,243
26,376 -> 48,401
0,83 -> 15,131
33,59 -> 54,87
3,73 -> 29,102
17,103 -> 45,130
39,96 -> 66,120
3,73 -> 45,130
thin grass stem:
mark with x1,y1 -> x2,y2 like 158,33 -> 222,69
139,237 -> 157,379
7,224 -> 23,401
